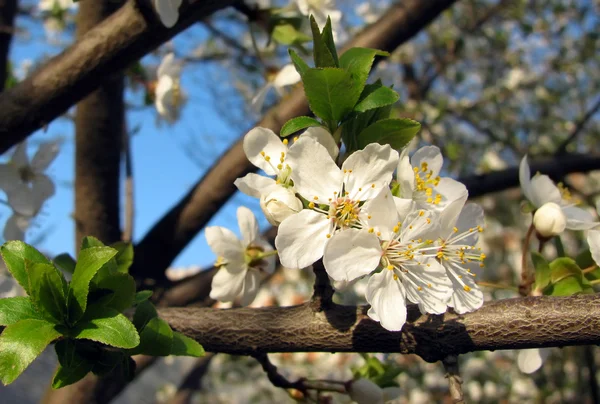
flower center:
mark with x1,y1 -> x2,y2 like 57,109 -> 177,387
18,166 -> 36,183
259,144 -> 294,188
413,163 -> 442,205
330,198 -> 361,229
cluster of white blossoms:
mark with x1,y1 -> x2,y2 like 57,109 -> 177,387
0,140 -> 59,241
208,127 -> 486,331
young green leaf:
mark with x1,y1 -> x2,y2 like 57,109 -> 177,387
93,273 -> 136,312
339,47 -> 390,94
272,23 -> 312,46
303,68 -> 361,130
357,118 -> 421,150
320,16 -> 339,67
71,306 -> 140,349
80,236 -> 105,249
310,16 -> 337,68
280,116 -> 323,137
110,241 -> 134,274
68,246 -> 118,323
52,340 -> 94,389
548,276 -> 584,296
130,317 -> 173,356
133,300 -> 158,331
53,253 -> 76,274
171,332 -> 205,357
26,262 -> 68,324
531,252 -> 551,292
0,319 -> 61,385
288,49 -> 310,77
0,297 -> 42,326
134,290 -> 153,304
549,257 -> 583,284
354,86 -> 399,113
1,241 -> 52,295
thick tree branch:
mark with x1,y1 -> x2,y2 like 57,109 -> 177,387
159,295 -> 600,363
0,0 -> 238,153
131,0 -> 459,283
0,0 -> 17,93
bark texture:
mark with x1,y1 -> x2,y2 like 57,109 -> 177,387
159,295 -> 600,363
0,0 -> 17,93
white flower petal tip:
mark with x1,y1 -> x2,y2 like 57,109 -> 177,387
533,202 -> 566,238
260,187 -> 303,226
517,348 -> 550,374
348,379 -> 385,404
153,0 -> 182,28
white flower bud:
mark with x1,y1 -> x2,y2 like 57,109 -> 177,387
533,202 -> 566,237
259,187 -> 302,226
348,379 -> 384,404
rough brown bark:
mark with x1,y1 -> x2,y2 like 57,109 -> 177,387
159,295 -> 600,363
0,0 -> 17,93
0,0 -> 238,152
131,0 -> 459,284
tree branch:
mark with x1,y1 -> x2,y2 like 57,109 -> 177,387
131,0 -> 459,283
0,0 -> 17,93
555,97 -> 600,155
0,0 -> 239,153
159,295 -> 600,363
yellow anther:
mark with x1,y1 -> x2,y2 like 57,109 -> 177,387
282,138 -> 289,145
376,231 -> 381,237
367,215 -> 372,219
419,210 -> 425,216
326,234 -> 331,239
368,228 -> 374,233
371,183 -> 376,188
264,155 -> 271,162
418,286 -> 423,291
260,151 -> 266,156
463,285 -> 471,292
393,274 -> 399,280
426,218 -> 431,224
313,196 -> 319,200
453,227 -> 458,233
387,265 -> 394,270
427,283 -> 432,288
308,202 -> 315,209
277,164 -> 283,170
393,225 -> 399,233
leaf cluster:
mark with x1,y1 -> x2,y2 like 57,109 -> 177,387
0,237 -> 203,388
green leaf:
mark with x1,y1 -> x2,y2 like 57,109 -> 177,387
171,332 -> 205,357
52,340 -> 94,389
531,252 -> 551,292
357,118 -> 421,150
0,297 -> 43,326
80,236 -> 105,249
91,350 -> 124,377
272,23 -> 312,46
111,242 -> 134,274
548,276 -> 584,296
53,253 -> 76,274
354,86 -> 399,113
133,300 -> 157,332
68,246 -> 118,323
310,15 -> 337,68
320,17 -> 339,67
71,306 -> 140,349
0,319 -> 61,385
288,49 -> 310,77
549,257 -> 583,284
26,262 -> 67,324
1,241 -> 52,295
130,317 -> 173,356
134,291 -> 153,304
93,273 -> 136,312
303,68 -> 361,129
280,116 -> 323,137
339,48 -> 389,94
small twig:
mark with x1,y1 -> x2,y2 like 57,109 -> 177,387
310,260 -> 334,311
583,265 -> 599,274
519,222 -> 536,296
443,355 -> 465,404
122,127 -> 134,242
555,97 -> 600,155
476,281 -> 518,292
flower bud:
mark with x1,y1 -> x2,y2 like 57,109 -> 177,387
347,378 -> 384,404
260,187 -> 302,226
533,202 -> 566,237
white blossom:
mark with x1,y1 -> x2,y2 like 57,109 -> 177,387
532,202 -> 567,237
155,53 -> 186,122
3,211 -> 33,241
517,348 -> 551,374
348,378 -> 401,404
520,156 -> 596,232
260,186 -> 303,226
207,207 -> 275,305
0,140 -> 58,217
251,64 -> 301,112
587,201 -> 600,267
153,0 -> 182,28
295,0 -> 344,41
275,138 -> 398,270
38,0 -> 76,13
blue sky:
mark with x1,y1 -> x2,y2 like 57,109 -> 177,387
3,12 -> 271,271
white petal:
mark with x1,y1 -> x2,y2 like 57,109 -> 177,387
395,152 -> 415,199
438,196 -> 467,237
447,266 -> 484,314
360,188 -> 398,240
589,230 -> 600,267
3,214 -> 29,241
205,226 -> 244,270
157,52 -> 181,78
237,206 -> 259,246
275,209 -> 331,269
323,229 -> 381,283
254,237 -> 277,274
562,206 -> 597,230
153,0 -> 180,28
452,203 -> 485,245
404,259 -> 452,314
31,142 -> 59,172
155,75 -> 175,118
11,142 -> 29,168
529,174 -> 561,206
382,387 -> 402,402
7,186 -> 38,216
31,174 -> 55,206
209,266 -> 247,303
366,270 -> 407,331
234,173 -> 276,198
517,348 -> 549,374
435,178 -> 468,207
287,136 -> 341,201
519,156 -> 534,203
348,379 -> 384,404
239,270 -> 261,306
400,210 -> 440,243
343,143 -> 398,200
411,146 -> 443,177
251,83 -> 273,113
260,186 -> 303,226
273,64 -> 301,89
0,164 -> 22,193
393,197 -> 416,222
300,126 -> 339,160
243,127 -> 287,176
